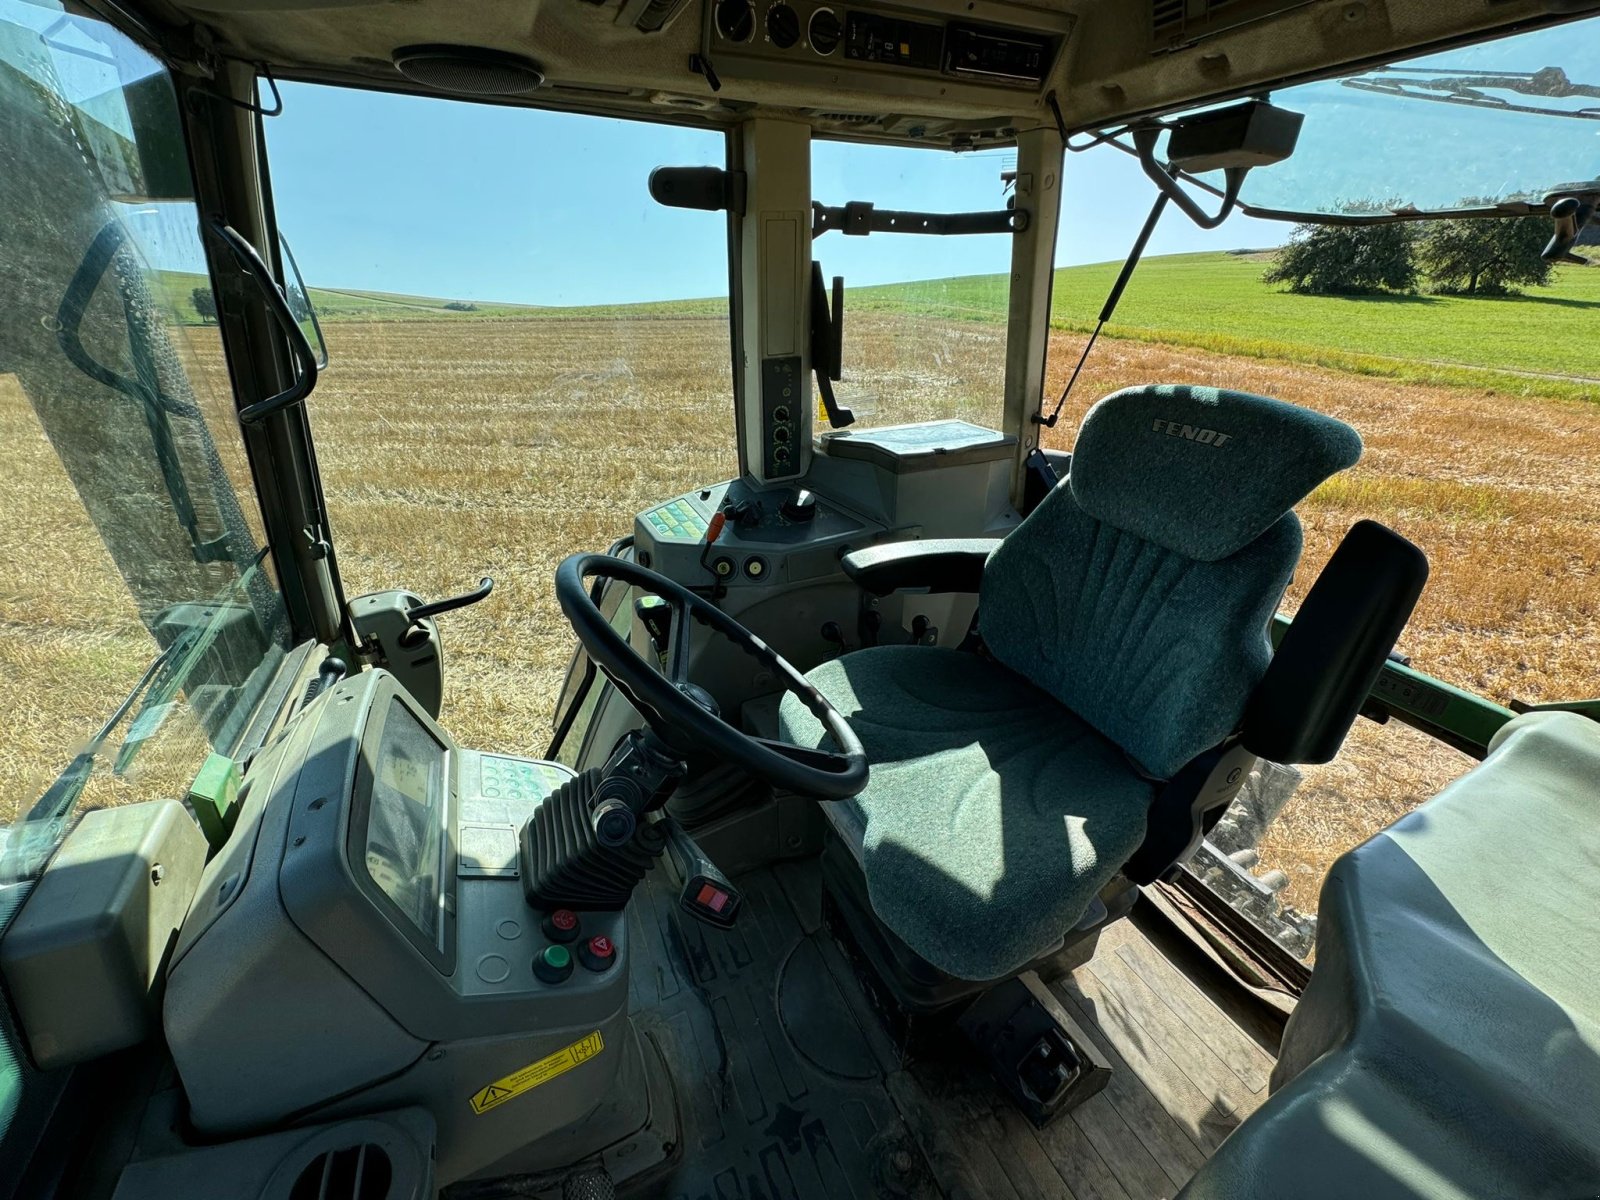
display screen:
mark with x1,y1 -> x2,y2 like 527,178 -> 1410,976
362,699 -> 447,947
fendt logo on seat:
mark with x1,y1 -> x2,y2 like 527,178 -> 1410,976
1153,419 -> 1233,447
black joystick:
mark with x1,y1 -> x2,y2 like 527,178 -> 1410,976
591,794 -> 636,847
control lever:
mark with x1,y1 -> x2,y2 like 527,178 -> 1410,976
657,816 -> 742,929
589,729 -> 687,848
316,655 -> 346,691
402,576 -> 494,642
348,576 -> 493,718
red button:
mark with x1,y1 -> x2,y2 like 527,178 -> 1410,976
695,884 -> 730,914
552,909 -> 578,931
579,933 -> 617,972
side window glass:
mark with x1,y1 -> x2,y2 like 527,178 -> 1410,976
811,140 -> 1015,432
0,2 -> 288,874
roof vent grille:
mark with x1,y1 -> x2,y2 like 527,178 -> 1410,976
1152,0 -> 1308,48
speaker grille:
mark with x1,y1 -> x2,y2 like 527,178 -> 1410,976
392,45 -> 545,96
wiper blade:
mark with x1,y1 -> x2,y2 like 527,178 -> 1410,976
1343,65 -> 1600,121
25,632 -> 194,828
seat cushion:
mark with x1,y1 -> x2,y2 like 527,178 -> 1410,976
778,646 -> 1156,981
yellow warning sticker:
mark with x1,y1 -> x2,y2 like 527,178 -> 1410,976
469,1031 -> 605,1115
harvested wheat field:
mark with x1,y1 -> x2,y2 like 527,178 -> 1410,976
4,309 -> 1598,919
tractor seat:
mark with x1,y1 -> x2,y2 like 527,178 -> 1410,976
779,384 -> 1368,982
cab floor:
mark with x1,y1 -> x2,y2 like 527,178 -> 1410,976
628,863 -> 1279,1200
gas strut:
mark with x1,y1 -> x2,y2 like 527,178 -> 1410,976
1035,189 -> 1170,429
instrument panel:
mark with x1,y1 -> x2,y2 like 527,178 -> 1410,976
702,0 -> 1074,100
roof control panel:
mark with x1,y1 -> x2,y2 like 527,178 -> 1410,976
702,0 -> 1073,102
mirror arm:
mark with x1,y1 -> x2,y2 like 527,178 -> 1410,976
204,219 -> 320,426
1131,127 -> 1245,230
1543,195 -> 1596,263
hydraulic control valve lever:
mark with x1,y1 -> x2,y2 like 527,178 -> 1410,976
407,576 -> 495,624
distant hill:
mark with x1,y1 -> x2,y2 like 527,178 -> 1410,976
160,272 -> 546,324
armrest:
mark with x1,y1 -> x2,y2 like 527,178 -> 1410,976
840,538 -> 1002,596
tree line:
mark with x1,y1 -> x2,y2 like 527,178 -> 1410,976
1264,214 -> 1560,297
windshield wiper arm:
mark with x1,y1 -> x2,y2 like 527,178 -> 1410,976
24,634 -> 194,829
55,220 -> 231,564
1343,65 -> 1600,120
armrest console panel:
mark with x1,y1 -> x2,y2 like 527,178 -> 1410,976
840,538 -> 1002,596
1178,711 -> 1600,1200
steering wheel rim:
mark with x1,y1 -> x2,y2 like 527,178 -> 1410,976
554,553 -> 869,800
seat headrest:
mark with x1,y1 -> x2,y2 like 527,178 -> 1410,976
1068,385 -> 1362,561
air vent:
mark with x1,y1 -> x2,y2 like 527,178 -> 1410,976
1152,0 -> 1186,31
1152,0 -> 1308,47
289,1144 -> 393,1200
812,112 -> 877,125
392,45 -> 545,95
634,0 -> 692,32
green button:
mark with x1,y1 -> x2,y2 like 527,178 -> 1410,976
543,945 -> 571,969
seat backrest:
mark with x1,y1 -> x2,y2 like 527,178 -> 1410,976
980,385 -> 1361,779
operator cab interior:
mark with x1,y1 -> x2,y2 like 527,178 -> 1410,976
2,0 -> 1599,1198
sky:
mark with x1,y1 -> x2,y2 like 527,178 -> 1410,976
263,18 -> 1595,307
264,83 -> 1286,307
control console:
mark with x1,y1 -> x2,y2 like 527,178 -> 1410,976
636,477 -> 874,590
163,670 -> 637,1173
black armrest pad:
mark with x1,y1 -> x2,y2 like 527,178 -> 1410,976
840,538 -> 1002,596
1244,520 -> 1428,765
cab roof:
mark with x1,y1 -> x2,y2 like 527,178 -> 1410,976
135,0 -> 1577,145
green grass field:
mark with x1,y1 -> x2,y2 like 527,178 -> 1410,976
852,251 -> 1600,399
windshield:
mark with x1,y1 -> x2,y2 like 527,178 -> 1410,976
1181,17 -> 1600,219
0,1 -> 289,877
264,85 -> 732,753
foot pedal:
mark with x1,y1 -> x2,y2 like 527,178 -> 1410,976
958,971 -> 1111,1128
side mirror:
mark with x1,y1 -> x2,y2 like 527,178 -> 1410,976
279,236 -> 329,369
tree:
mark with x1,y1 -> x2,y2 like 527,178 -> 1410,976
191,286 -> 217,324
1416,214 -> 1554,296
1263,223 -> 1418,295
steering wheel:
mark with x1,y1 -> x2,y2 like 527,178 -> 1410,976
554,554 -> 868,800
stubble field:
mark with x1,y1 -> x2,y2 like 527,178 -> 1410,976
5,305 -> 1599,916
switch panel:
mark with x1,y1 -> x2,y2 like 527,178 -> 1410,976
761,355 -> 803,479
